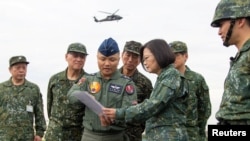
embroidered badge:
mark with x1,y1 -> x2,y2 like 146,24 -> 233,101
89,81 -> 101,94
108,83 -> 122,94
77,77 -> 86,85
125,84 -> 134,95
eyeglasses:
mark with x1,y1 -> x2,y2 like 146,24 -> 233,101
69,52 -> 86,59
142,55 -> 153,62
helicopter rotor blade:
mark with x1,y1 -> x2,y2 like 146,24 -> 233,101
98,11 -> 112,14
113,9 -> 119,14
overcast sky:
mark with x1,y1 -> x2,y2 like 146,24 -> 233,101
0,0 -> 238,126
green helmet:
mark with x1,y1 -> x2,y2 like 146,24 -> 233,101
211,0 -> 250,27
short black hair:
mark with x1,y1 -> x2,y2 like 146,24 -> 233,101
246,17 -> 250,26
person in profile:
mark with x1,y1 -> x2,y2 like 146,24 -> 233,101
211,0 -> 250,125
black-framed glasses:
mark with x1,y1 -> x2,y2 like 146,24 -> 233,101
69,52 -> 86,59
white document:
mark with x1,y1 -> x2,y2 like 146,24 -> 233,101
72,90 -> 104,115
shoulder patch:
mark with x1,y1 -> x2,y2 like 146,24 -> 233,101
125,84 -> 135,95
89,81 -> 101,94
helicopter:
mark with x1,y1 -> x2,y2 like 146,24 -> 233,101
94,9 -> 123,22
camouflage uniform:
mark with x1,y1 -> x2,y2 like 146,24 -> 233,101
119,40 -> 153,141
116,65 -> 188,141
45,69 -> 87,141
183,67 -> 211,141
0,79 -> 46,140
211,0 -> 250,125
45,43 -> 88,141
170,41 -> 211,141
216,39 -> 250,123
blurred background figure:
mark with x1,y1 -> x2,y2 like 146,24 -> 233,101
170,41 -> 211,141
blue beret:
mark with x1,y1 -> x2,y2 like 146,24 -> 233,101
98,37 -> 119,56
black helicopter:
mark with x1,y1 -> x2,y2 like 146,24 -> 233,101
94,9 -> 123,22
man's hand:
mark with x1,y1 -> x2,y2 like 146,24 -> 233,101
103,108 -> 116,120
99,108 -> 117,126
99,114 -> 111,126
34,135 -> 42,141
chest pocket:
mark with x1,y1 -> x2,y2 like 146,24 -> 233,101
109,83 -> 124,107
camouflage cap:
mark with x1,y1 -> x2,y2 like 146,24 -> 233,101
98,37 -> 119,56
123,41 -> 142,55
67,43 -> 88,55
211,0 -> 250,27
169,41 -> 188,53
9,55 -> 29,66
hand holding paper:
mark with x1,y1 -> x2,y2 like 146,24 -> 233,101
102,108 -> 117,120
72,90 -> 114,126
72,90 -> 104,116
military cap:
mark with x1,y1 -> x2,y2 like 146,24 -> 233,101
123,40 -> 142,55
98,37 -> 119,56
169,41 -> 188,53
9,55 -> 29,66
67,43 -> 88,55
211,0 -> 250,27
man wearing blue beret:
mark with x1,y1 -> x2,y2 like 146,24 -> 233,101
68,37 -> 138,141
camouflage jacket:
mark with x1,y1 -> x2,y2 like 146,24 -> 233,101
216,39 -> 250,120
119,67 -> 153,141
47,68 -> 86,127
0,78 -> 46,137
68,70 -> 137,133
116,65 -> 188,137
184,66 -> 211,140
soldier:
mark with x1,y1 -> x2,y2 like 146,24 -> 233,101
169,41 -> 211,141
119,40 -> 153,141
103,39 -> 188,141
0,55 -> 46,141
211,0 -> 250,125
67,37 -> 138,141
45,43 -> 88,141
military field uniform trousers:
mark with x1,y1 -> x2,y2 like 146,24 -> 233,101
81,129 -> 129,141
